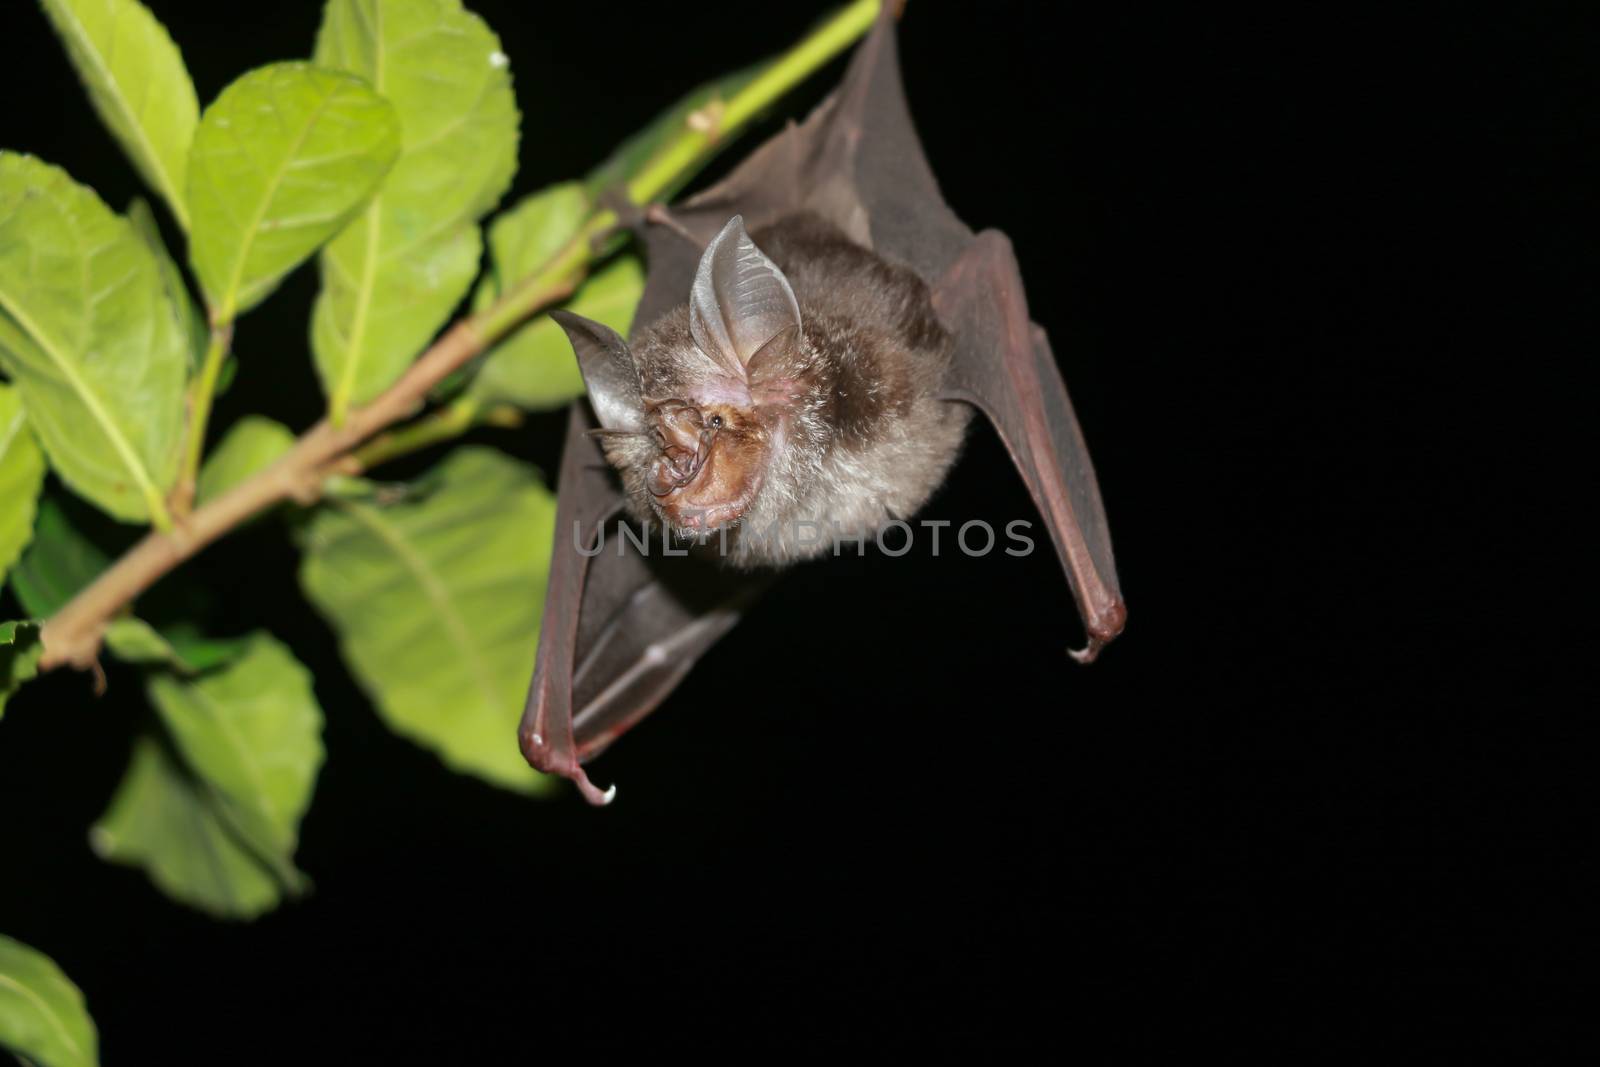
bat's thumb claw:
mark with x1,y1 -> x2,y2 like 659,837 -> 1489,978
521,725 -> 617,807
1067,601 -> 1128,664
1067,638 -> 1104,665
575,776 -> 618,807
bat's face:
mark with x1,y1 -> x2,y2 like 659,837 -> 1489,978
554,216 -> 808,540
556,212 -> 971,566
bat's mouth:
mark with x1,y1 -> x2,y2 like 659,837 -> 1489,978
646,400 -> 764,532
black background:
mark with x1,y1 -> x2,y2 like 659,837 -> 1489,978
0,0 -> 1581,1055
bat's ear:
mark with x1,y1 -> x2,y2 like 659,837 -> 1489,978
550,310 -> 645,432
689,215 -> 801,377
745,324 -> 803,381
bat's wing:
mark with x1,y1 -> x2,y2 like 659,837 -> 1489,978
518,409 -> 623,805
519,408 -> 768,804
521,6 -> 1122,803
657,4 -> 1123,655
932,237 -> 1126,660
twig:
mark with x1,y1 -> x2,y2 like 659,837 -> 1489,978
344,396 -> 524,473
171,321 -> 233,517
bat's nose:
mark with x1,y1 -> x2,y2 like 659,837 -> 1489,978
653,400 -> 706,443
648,449 -> 700,496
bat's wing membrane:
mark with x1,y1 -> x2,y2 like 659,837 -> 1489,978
567,526 -> 770,764
518,409 -> 624,804
630,5 -> 973,326
932,234 -> 1126,660
519,409 -> 769,803
768,5 -> 1126,659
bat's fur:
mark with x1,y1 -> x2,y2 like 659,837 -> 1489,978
597,213 -> 970,566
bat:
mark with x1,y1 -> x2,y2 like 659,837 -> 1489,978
518,6 -> 1126,805
552,210 -> 969,566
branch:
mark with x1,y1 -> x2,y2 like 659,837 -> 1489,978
39,281 -> 564,670
36,0 -> 882,673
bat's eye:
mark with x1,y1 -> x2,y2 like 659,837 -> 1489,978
710,414 -> 723,428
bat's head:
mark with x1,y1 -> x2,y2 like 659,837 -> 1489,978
554,215 -> 809,537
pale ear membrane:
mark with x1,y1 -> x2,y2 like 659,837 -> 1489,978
689,215 -> 802,376
743,323 -> 802,381
550,310 -> 645,432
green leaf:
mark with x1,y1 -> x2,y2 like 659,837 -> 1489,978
90,734 -> 283,920
195,415 -> 294,505
478,183 -> 590,296
187,62 -> 400,322
1,621 -> 44,721
151,623 -> 252,674
450,181 -> 594,407
92,633 -> 323,918
145,633 -> 324,862
300,446 -> 558,793
468,253 -> 644,410
127,197 -> 206,368
102,617 -> 247,675
311,0 -> 520,423
0,933 -> 98,1067
40,0 -> 199,231
584,64 -> 760,200
0,153 -> 188,525
0,384 -> 47,585
102,617 -> 175,665
8,498 -> 111,620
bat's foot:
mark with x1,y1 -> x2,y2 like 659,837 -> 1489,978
644,203 -> 703,248
586,189 -> 649,254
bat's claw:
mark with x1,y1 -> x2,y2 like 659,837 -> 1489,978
577,779 -> 618,807
1067,638 -> 1105,665
1067,600 -> 1128,664
521,727 -> 617,806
